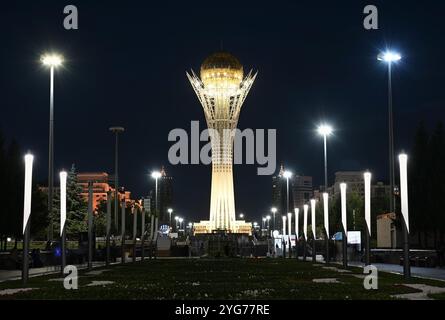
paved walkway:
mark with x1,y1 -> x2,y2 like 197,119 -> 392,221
347,261 -> 445,281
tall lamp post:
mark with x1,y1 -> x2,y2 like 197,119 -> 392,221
318,124 -> 333,264
109,127 -> 125,234
151,171 -> 161,240
168,208 -> 173,229
283,171 -> 292,216
378,51 -> 402,215
41,53 -> 63,241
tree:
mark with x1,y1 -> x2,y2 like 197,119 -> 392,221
50,164 -> 88,237
409,121 -> 430,246
429,121 -> 445,247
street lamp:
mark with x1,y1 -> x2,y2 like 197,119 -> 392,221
168,208 -> 173,228
283,171 -> 292,217
266,215 -> 271,232
271,207 -> 277,231
175,216 -> 179,231
378,50 -> 402,214
178,217 -> 184,232
317,124 -> 333,191
340,182 -> 348,268
41,53 -> 63,241
239,213 -> 244,219
151,170 -> 161,239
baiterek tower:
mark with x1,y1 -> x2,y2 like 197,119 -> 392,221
187,52 -> 257,234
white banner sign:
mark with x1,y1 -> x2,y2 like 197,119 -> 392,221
364,172 -> 372,236
399,154 -> 410,233
60,171 -> 68,236
323,193 -> 329,238
340,183 -> 347,233
23,154 -> 34,235
311,199 -> 316,239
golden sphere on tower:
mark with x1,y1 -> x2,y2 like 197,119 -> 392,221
200,52 -> 244,91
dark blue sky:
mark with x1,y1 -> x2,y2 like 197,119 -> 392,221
1,0 -> 444,223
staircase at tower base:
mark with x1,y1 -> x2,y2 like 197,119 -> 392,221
193,220 -> 252,236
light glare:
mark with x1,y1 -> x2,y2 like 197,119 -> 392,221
41,54 -> 63,67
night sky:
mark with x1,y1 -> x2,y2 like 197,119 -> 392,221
1,1 -> 445,223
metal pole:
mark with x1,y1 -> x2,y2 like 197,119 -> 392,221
47,66 -> 54,241
121,199 -> 126,264
388,63 -> 395,214
403,219 -> 411,279
114,133 -> 119,234
61,226 -> 66,274
365,224 -> 370,266
286,178 -> 289,215
323,135 -> 330,265
87,181 -> 93,270
303,238 -> 307,261
342,225 -> 348,268
22,221 -> 30,285
323,134 -> 328,190
154,177 -> 158,241
141,207 -> 145,262
132,206 -> 137,263
106,190 -> 111,266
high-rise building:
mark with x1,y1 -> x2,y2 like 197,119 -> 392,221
148,166 -> 173,226
188,51 -> 256,234
272,165 -> 313,231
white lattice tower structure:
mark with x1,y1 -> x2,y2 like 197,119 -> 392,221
187,52 -> 257,232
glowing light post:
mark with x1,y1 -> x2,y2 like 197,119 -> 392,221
175,216 -> 179,231
59,171 -> 67,273
151,171 -> 161,240
282,215 -> 287,258
109,126 -> 125,234
271,207 -> 277,232
287,212 -> 292,257
283,170 -> 292,217
378,51 -> 402,215
41,54 -> 63,241
318,124 -> 332,264
239,213 -> 244,219
168,208 -> 173,230
303,204 -> 308,261
22,154 -> 34,285
340,183 -> 348,268
179,217 -> 184,234
364,172 -> 372,266
266,215 -> 271,234
399,153 -> 411,279
310,199 -> 317,262
294,208 -> 299,259
321,194 -> 329,265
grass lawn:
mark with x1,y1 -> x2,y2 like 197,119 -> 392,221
1,258 -> 444,300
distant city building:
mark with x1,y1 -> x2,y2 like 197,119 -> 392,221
332,171 -> 392,199
148,167 -> 173,226
77,172 -> 132,211
272,165 -> 313,232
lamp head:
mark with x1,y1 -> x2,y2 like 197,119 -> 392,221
283,170 -> 292,179
41,54 -> 63,67
271,207 -> 277,214
317,124 -> 333,137
378,51 -> 402,63
151,171 -> 161,179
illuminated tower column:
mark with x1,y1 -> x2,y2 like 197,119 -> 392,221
187,52 -> 257,232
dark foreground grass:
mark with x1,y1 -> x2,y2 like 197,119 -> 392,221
1,259 -> 444,300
